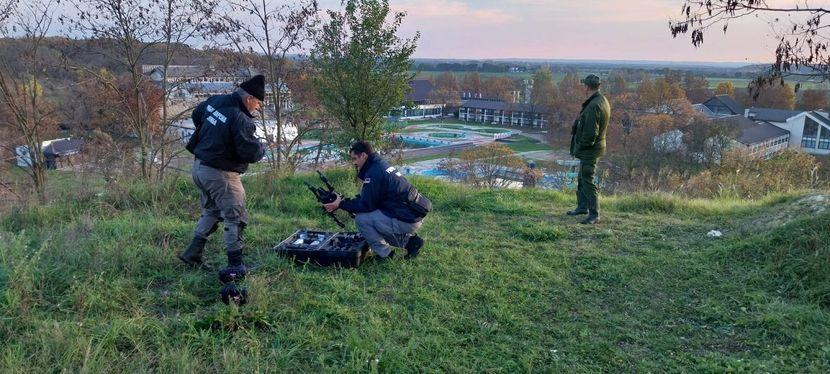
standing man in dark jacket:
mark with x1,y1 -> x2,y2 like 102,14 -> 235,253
178,75 -> 266,268
323,141 -> 429,261
568,74 -> 610,224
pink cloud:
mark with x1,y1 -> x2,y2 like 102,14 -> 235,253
393,0 -> 518,25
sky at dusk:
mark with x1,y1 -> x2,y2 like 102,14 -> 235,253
318,0 -> 788,63
42,0 -> 823,63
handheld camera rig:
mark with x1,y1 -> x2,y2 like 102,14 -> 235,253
304,170 -> 354,228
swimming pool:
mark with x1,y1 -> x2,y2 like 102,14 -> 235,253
421,168 -> 448,176
398,135 -> 451,147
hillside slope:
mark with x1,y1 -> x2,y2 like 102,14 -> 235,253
0,172 -> 828,372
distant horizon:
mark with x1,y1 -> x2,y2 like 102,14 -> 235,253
410,57 -> 766,68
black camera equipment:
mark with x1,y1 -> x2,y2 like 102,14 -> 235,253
304,170 -> 354,228
218,264 -> 249,305
275,229 -> 368,268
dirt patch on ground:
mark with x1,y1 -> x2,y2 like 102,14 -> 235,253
744,193 -> 830,233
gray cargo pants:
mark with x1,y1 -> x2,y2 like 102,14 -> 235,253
191,159 -> 248,263
355,210 -> 422,258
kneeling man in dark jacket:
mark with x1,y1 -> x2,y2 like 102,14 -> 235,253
323,141 -> 429,261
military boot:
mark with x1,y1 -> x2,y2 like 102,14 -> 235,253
580,211 -> 600,225
404,234 -> 424,259
178,236 -> 207,268
566,208 -> 588,216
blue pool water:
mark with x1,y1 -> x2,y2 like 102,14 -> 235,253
421,168 -> 448,176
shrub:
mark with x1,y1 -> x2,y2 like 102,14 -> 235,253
440,143 -> 528,189
684,150 -> 821,198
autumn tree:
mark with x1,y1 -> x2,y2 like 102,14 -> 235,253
606,72 -> 628,97
714,81 -> 735,97
606,113 -> 671,181
279,62 -> 335,173
541,71 -> 584,146
637,76 -> 688,115
529,65 -> 557,114
663,70 -> 684,85
481,76 -> 515,102
152,0 -> 219,181
441,143 -> 527,189
681,72 -> 710,103
210,0 -> 319,172
684,115 -> 740,168
796,89 -> 829,111
63,0 -> 166,180
460,72 -> 483,95
743,82 -> 796,109
311,0 -> 419,146
0,0 -> 59,203
429,71 -> 461,118
555,72 -> 583,122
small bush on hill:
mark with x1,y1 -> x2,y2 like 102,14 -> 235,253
684,150 -> 821,198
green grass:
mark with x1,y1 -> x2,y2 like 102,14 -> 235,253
499,135 -> 553,153
1,173 -> 829,372
428,132 -> 465,139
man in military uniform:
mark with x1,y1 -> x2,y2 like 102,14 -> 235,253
178,75 -> 267,268
322,141 -> 429,261
568,74 -> 610,225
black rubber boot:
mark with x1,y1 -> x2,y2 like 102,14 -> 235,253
404,234 -> 424,259
178,236 -> 207,268
566,209 -> 588,216
226,249 -> 244,267
226,223 -> 246,267
580,211 -> 600,225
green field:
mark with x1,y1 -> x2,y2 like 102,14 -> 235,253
1,172 -> 828,371
500,135 -> 552,153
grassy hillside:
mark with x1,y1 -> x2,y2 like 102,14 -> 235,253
1,171 -> 828,372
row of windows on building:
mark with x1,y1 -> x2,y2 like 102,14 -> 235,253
802,118 -> 830,149
400,107 -> 443,117
458,108 -> 547,128
748,135 -> 790,159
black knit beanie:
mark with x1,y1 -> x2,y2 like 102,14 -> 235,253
240,75 -> 265,101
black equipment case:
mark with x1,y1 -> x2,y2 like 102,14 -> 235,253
274,229 -> 369,267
